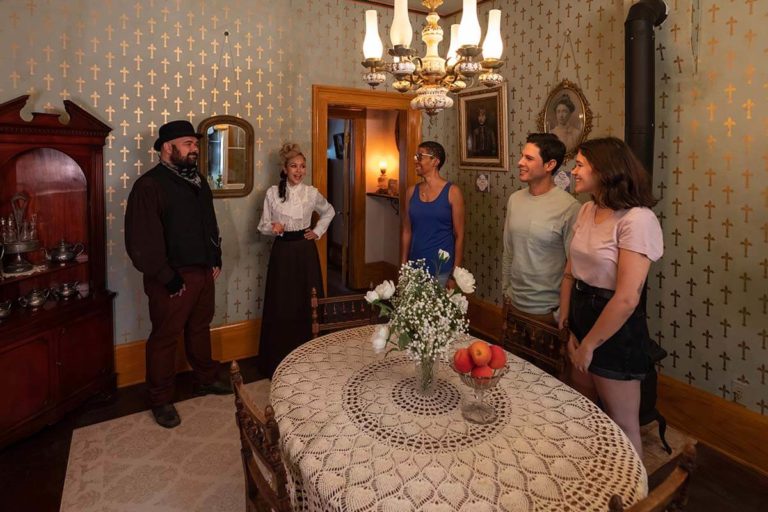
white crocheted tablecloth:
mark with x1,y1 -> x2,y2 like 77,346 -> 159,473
271,326 -> 648,512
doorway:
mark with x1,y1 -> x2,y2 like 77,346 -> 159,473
326,107 -> 365,294
312,86 -> 422,295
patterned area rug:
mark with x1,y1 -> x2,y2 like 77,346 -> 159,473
60,379 -> 271,512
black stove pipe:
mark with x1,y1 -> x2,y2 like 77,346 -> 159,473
625,0 -> 668,176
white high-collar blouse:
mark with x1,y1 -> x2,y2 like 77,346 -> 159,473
257,182 -> 335,238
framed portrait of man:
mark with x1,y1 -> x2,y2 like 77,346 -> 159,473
538,79 -> 593,160
457,85 -> 509,171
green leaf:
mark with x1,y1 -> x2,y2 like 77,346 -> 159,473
398,332 -> 410,350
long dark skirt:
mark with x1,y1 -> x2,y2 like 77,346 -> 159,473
257,235 -> 324,378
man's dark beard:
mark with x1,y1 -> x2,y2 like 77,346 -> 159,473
170,145 -> 198,170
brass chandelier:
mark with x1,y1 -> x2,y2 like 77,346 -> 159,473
361,0 -> 504,116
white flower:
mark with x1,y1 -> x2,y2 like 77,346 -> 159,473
438,249 -> 450,262
375,324 -> 389,339
452,267 -> 476,294
366,259 -> 471,362
450,293 -> 468,314
374,280 -> 396,300
371,324 -> 389,353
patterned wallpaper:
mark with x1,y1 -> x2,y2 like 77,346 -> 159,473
0,0 -> 378,343
651,0 -> 767,414
430,0 -> 766,415
0,0 -> 765,415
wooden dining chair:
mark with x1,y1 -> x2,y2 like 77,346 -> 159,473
230,361 -> 291,512
609,444 -> 697,512
499,297 -> 570,381
310,287 -> 381,338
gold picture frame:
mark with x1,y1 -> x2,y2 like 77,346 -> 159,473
537,79 -> 593,160
457,85 -> 509,171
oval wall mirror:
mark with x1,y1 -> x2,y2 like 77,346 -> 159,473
197,115 -> 254,198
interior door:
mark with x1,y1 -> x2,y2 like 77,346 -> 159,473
340,121 -> 351,287
329,107 -> 367,290
347,114 -> 367,290
312,86 -> 423,295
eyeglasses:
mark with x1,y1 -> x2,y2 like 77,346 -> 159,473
413,152 -> 435,161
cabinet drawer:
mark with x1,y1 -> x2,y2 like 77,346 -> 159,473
57,308 -> 114,399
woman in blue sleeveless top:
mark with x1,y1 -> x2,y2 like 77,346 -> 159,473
401,141 -> 465,287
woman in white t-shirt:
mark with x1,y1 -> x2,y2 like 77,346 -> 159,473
558,137 -> 662,457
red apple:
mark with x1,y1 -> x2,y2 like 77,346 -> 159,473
453,348 -> 474,373
468,340 -> 492,367
488,345 -> 507,369
471,365 -> 494,378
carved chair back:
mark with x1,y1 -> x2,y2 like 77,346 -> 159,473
310,287 -> 381,338
230,361 -> 291,512
499,298 -> 569,380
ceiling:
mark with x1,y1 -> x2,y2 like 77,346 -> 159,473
355,0 -> 492,17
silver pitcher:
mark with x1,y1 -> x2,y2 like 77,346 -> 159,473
18,288 -> 51,308
44,239 -> 85,265
54,281 -> 80,299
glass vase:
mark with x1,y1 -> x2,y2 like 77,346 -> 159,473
415,357 -> 438,396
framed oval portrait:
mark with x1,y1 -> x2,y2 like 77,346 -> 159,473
537,79 -> 592,160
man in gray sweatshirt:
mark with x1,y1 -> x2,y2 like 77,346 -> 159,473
502,133 -> 580,325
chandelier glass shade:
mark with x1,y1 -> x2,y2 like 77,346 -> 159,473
361,0 -> 504,116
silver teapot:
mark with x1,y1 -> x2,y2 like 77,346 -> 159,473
0,299 -> 12,319
44,239 -> 84,265
18,288 -> 51,308
54,281 -> 80,299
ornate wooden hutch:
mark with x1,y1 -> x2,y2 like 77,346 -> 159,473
0,95 -> 115,447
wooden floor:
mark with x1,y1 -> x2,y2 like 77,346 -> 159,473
1,356 -> 767,512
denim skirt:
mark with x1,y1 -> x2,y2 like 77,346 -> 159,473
568,281 -> 651,381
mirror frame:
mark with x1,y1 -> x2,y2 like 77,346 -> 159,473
197,115 -> 254,198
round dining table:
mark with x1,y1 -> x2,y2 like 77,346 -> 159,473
270,326 -> 648,511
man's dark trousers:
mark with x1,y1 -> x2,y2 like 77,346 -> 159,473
143,266 -> 217,406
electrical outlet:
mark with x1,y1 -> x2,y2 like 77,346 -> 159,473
731,380 -> 748,404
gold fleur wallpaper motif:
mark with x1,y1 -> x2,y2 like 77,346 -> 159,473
0,0 -> 373,342
430,0 -> 766,415
0,0 -> 765,415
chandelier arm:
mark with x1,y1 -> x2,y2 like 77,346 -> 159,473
410,58 -> 429,85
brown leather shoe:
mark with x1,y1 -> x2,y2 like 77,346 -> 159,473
193,380 -> 232,396
151,403 -> 181,428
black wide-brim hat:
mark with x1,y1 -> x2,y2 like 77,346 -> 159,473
153,120 -> 202,151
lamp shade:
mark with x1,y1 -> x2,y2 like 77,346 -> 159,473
390,0 -> 413,47
458,0 -> 481,46
482,10 -> 503,59
363,10 -> 384,59
446,24 -> 460,66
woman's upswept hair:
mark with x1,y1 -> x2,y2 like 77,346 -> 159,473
555,94 -> 576,113
277,142 -> 304,202
577,137 -> 657,209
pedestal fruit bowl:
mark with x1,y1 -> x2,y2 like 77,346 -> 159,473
452,340 -> 508,424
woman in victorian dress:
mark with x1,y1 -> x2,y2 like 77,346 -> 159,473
550,94 -> 580,151
257,142 -> 335,378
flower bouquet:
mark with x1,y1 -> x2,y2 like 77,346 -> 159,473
365,250 -> 476,395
